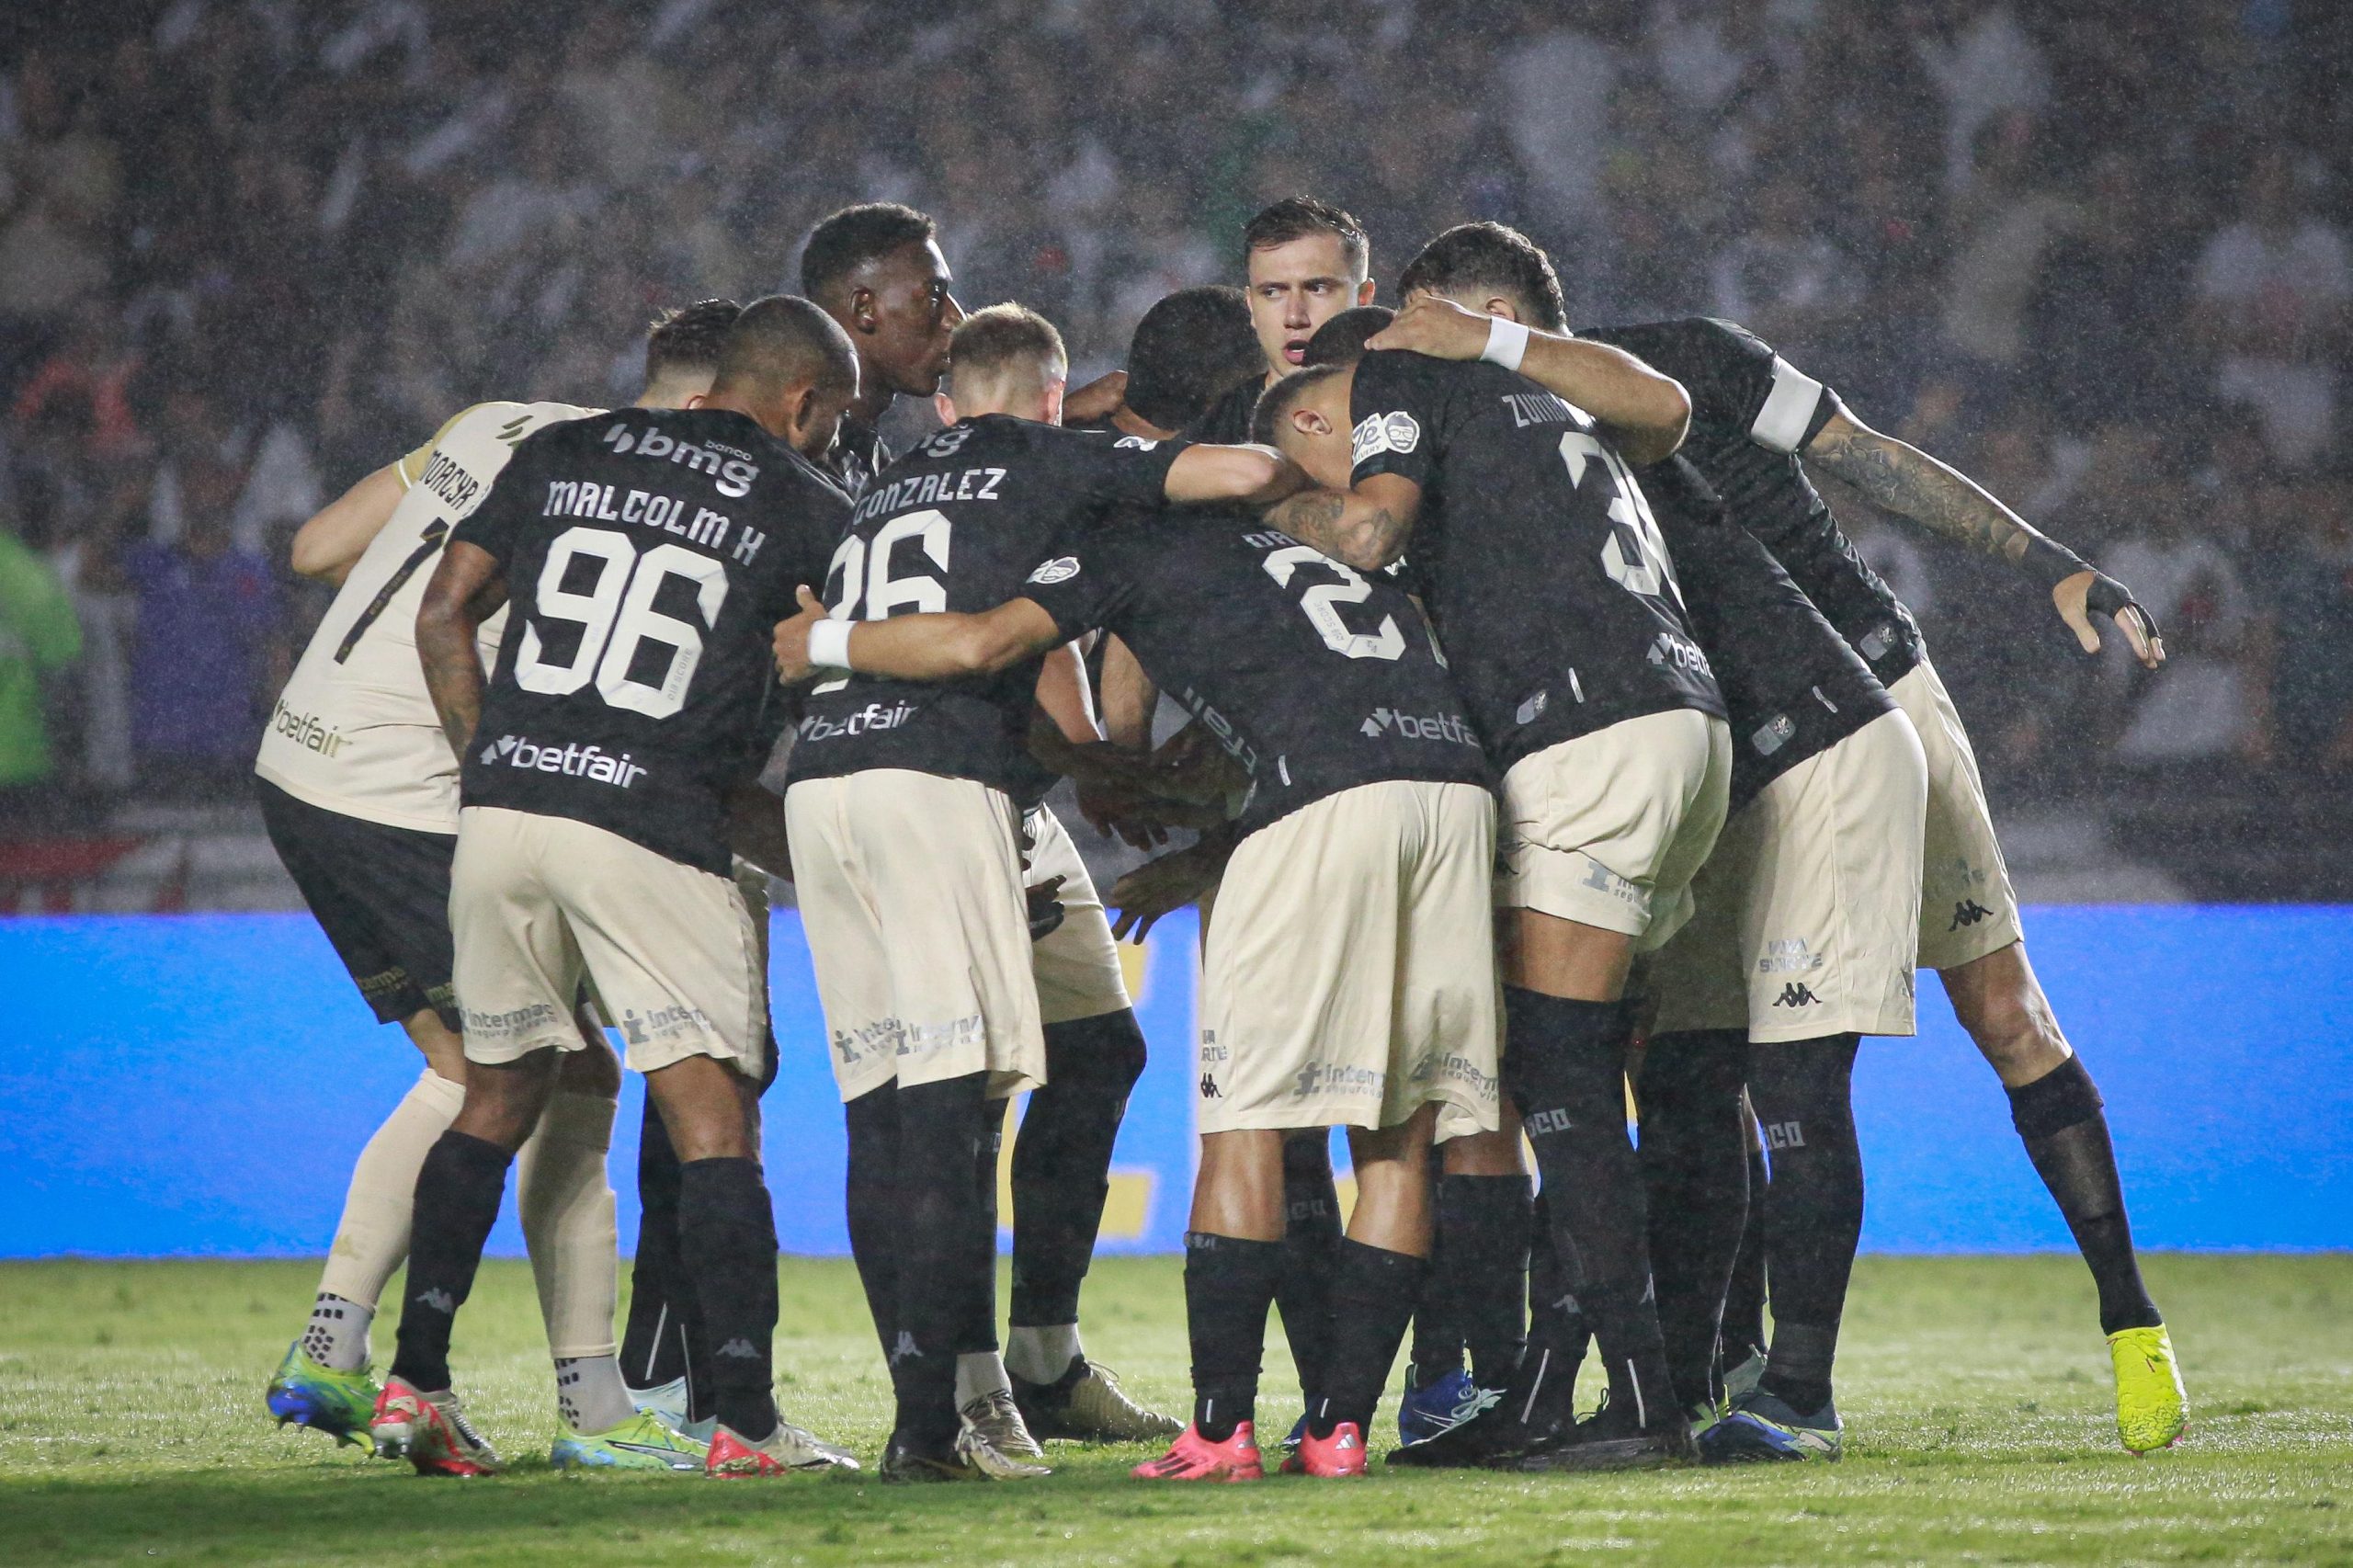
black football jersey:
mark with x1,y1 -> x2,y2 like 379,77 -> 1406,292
1579,318 -> 1925,685
1019,516 -> 1489,838
1640,457 -> 1894,809
1347,350 -> 1724,771
785,415 -> 1184,802
453,407 -> 850,874
822,411 -> 892,503
1186,374 -> 1267,446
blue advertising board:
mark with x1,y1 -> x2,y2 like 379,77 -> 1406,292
0,905 -> 2346,1258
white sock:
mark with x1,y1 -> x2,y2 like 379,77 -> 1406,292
316,1068 -> 465,1312
517,1090 -> 620,1360
301,1293 -> 375,1373
1004,1324 -> 1083,1387
554,1354 -> 636,1435
956,1350 -> 1012,1409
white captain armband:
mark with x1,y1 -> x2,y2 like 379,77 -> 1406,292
1748,356 -> 1826,452
1480,316 -> 1530,373
807,618 -> 855,670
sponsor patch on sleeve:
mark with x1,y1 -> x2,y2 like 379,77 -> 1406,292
1351,410 -> 1421,465
1026,556 -> 1081,585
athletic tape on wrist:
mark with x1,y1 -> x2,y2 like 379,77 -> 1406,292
1481,316 -> 1530,373
2020,533 -> 2093,590
808,618 -> 854,670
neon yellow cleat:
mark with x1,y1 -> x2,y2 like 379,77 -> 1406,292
2108,1324 -> 2188,1454
266,1342 -> 380,1447
551,1409 -> 710,1472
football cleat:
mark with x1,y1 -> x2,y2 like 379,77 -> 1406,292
1397,1365 -> 1501,1446
1389,1345 -> 1577,1469
1014,1358 -> 1183,1443
1722,1344 -> 1767,1403
551,1409 -> 709,1472
706,1417 -> 861,1476
266,1342 -> 380,1447
1290,1421 -> 1369,1478
2108,1324 -> 2188,1454
369,1377 -> 502,1477
1700,1389 -> 1842,1464
1514,1393 -> 1697,1472
960,1386 -> 1045,1459
1131,1421 -> 1264,1483
624,1376 -> 689,1432
881,1419 -> 1053,1482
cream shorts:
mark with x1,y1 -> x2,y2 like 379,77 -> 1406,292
449,807 -> 764,1075
1648,709 -> 1928,1042
1495,709 -> 1733,952
1025,804 -> 1131,1026
1197,780 -> 1502,1142
1891,658 -> 2026,971
785,770 -> 1045,1104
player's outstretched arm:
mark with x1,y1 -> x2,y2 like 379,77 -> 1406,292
1262,472 -> 1422,572
289,461 -> 405,585
1804,410 -> 2166,670
772,585 -> 1064,683
1368,295 -> 1691,465
1165,443 -> 1311,506
414,540 -> 508,755
1108,824 -> 1241,943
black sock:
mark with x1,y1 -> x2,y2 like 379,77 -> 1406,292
1434,1174 -> 1531,1388
1010,1010 -> 1147,1330
2007,1056 -> 2161,1334
844,1083 -> 904,1366
391,1131 -> 513,1392
620,1097 -> 694,1394
677,1155 -> 779,1442
1505,986 -> 1674,1428
1746,1034 -> 1863,1415
1313,1239 -> 1426,1436
1637,1029 -> 1751,1411
953,1096 -> 1008,1358
889,1074 -> 992,1449
1184,1231 -> 1283,1441
1275,1131 -> 1341,1400
1512,1201 -> 1586,1431
1407,1152 -> 1461,1381
1722,1110 -> 1770,1356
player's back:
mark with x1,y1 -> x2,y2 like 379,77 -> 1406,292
256,401 -> 592,833
456,404 -> 849,874
1347,350 -> 1723,768
787,415 -> 1181,801
1027,515 -> 1489,835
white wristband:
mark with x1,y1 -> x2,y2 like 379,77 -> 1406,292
807,618 -> 855,670
1481,315 -> 1530,373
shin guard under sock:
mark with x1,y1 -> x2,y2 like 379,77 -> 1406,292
677,1155 -> 779,1441
517,1090 -> 620,1360
1185,1232 -> 1283,1441
2007,1055 -> 2161,1334
1746,1034 -> 1863,1415
318,1068 -> 465,1311
1722,1110 -> 1770,1356
1436,1173 -> 1531,1388
1275,1131 -> 1342,1400
390,1131 -> 513,1392
1313,1239 -> 1427,1436
1010,1010 -> 1147,1332
890,1074 -> 992,1448
1637,1029 -> 1751,1410
620,1096 -> 693,1392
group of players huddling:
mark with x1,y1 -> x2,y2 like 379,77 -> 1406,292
254,190 -> 2188,1484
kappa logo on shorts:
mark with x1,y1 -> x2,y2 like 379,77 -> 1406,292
1949,899 -> 1995,930
1772,982 -> 1820,1008
1199,1074 -> 1222,1099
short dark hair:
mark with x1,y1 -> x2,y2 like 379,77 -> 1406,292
1251,361 -> 1347,448
1242,196 -> 1370,280
1397,222 -> 1569,333
1123,286 -> 1260,431
644,299 -> 742,385
948,302 -> 1066,392
711,295 -> 858,398
1302,305 -> 1395,369
801,202 -> 938,301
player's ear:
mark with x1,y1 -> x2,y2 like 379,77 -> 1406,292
1290,405 -> 1336,438
849,283 -> 880,334
1355,278 -> 1376,307
1486,297 -> 1521,324
1042,378 -> 1067,427
933,390 -> 958,426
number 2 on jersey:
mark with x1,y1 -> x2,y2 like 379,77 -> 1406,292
512,526 -> 729,719
1261,544 -> 1407,661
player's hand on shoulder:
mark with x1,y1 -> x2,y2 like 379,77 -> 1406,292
1108,842 -> 1222,943
1065,369 -> 1129,424
2053,568 -> 2165,671
773,585 -> 830,684
1367,294 -> 1495,361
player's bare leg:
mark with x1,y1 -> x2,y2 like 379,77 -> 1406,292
1941,939 -> 2184,1451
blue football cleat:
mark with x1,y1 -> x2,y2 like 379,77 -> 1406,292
1397,1366 -> 1502,1446
1700,1389 -> 1842,1463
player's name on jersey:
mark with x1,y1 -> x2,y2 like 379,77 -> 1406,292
1498,388 -> 1582,429
415,446 -> 487,514
851,464 -> 1007,525
537,476 -> 756,561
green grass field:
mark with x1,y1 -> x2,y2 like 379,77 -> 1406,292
0,1255 -> 2347,1565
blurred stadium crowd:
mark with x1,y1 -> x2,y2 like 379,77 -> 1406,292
0,0 -> 2348,825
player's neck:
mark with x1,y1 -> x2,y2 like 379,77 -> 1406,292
849,363 -> 895,426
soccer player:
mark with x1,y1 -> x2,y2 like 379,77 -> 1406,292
1077,284 -> 1261,440
773,453 -> 1501,1484
1258,332 -> 1726,1471
777,303 -> 1302,1481
1384,221 -> 2188,1455
797,209 -> 1178,1449
254,302 -> 740,1470
380,297 -> 863,1479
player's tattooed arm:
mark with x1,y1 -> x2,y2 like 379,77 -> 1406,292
1805,411 -> 2165,669
415,540 -> 508,755
1263,472 -> 1422,572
